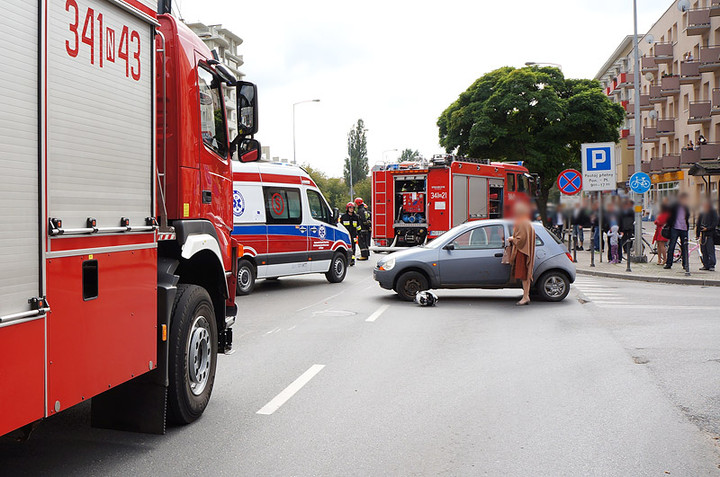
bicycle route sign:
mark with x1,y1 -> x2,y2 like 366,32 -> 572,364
557,169 -> 583,196
581,142 -> 616,191
629,172 -> 652,194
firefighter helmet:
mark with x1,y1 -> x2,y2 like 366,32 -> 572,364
346,202 -> 355,211
354,197 -> 364,206
415,291 -> 438,307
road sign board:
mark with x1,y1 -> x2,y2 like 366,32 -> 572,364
557,169 -> 582,195
581,142 -> 616,191
629,172 -> 652,194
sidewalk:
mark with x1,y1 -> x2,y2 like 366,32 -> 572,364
569,227 -> 720,287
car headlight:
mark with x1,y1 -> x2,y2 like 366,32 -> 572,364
379,258 -> 395,271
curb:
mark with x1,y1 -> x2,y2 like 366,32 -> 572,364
576,268 -> 720,287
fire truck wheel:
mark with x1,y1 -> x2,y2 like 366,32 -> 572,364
325,252 -> 348,283
394,271 -> 429,302
535,270 -> 570,302
236,259 -> 256,295
168,284 -> 218,425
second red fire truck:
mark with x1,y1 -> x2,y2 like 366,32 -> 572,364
372,155 -> 536,250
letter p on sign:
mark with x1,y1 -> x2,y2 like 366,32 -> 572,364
586,146 -> 612,171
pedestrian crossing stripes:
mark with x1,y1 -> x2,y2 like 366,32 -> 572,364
572,277 -> 714,310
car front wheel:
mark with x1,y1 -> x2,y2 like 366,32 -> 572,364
394,271 -> 429,302
535,271 -> 570,302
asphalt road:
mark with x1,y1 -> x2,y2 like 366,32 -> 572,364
2,257 -> 720,476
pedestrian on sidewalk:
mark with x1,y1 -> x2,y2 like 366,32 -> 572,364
590,202 -> 601,252
509,201 -> 536,306
664,193 -> 690,270
604,202 -> 620,262
696,199 -> 718,271
608,224 -> 622,264
571,202 -> 589,251
619,199 -> 635,261
653,200 -> 671,266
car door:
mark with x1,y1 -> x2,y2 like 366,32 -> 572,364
305,188 -> 336,272
438,224 -> 511,286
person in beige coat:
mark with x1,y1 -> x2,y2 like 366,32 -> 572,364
508,201 -> 536,306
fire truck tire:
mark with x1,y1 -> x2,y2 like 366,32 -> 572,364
325,252 -> 348,283
394,271 -> 429,302
236,259 -> 256,295
168,284 -> 218,425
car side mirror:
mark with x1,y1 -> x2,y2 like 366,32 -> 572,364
238,138 -> 261,163
443,243 -> 455,251
332,207 -> 340,223
237,81 -> 258,137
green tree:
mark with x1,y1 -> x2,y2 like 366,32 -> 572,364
303,164 -> 350,211
398,148 -> 421,162
437,66 -> 625,220
354,178 -> 372,208
343,119 -> 369,192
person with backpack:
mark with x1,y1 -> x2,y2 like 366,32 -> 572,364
355,198 -> 372,261
696,199 -> 718,271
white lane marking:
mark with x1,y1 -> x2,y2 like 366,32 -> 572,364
366,304 -> 391,323
593,305 -> 718,310
296,290 -> 346,312
256,364 -> 325,415
264,327 -> 281,335
287,325 -> 296,331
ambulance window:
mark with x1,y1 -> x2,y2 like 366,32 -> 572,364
197,66 -> 228,157
263,187 -> 302,224
307,190 -> 332,224
506,173 -> 515,192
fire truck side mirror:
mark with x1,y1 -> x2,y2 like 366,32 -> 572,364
237,81 -> 258,137
239,138 -> 262,163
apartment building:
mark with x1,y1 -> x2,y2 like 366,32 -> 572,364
186,22 -> 245,141
595,0 -> 720,206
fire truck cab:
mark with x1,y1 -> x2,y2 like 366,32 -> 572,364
372,155 -> 535,250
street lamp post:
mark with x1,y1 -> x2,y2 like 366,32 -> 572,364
631,0 -> 644,263
292,99 -> 320,164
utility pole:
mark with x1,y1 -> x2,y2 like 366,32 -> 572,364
631,0 -> 644,262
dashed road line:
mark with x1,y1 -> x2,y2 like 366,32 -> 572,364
366,304 -> 390,323
256,364 -> 325,415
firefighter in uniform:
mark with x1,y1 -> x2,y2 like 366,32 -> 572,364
340,202 -> 361,265
355,197 -> 372,260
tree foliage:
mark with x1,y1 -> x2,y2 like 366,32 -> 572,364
437,66 -> 625,219
343,119 -> 369,188
398,148 -> 421,162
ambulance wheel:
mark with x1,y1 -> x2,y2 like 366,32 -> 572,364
395,271 -> 429,302
236,259 -> 256,295
168,284 -> 218,425
325,252 -> 348,283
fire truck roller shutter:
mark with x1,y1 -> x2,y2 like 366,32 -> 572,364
0,0 -> 45,438
47,0 -> 153,230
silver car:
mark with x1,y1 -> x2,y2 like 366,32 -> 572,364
373,219 -> 576,302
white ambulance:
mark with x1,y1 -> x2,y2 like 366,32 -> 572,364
231,161 -> 353,294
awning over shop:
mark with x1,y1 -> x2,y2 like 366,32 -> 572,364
688,159 -> 720,177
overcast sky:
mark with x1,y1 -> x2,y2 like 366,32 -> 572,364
178,0 -> 671,177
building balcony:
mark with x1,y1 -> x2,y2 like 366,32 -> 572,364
643,127 -> 659,143
650,157 -> 664,172
621,128 -> 631,139
649,85 -> 665,103
712,88 -> 720,115
627,135 -> 636,149
699,46 -> 720,72
657,118 -> 676,136
688,100 -> 712,124
686,8 -> 711,36
639,94 -> 652,111
701,142 -> 720,160
617,72 -> 633,88
681,147 -> 701,166
712,0 -> 720,17
660,75 -> 681,95
662,155 -> 681,171
680,61 -> 702,84
641,56 -> 658,73
628,162 -> 651,175
654,43 -> 674,64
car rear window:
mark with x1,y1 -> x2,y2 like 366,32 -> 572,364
545,227 -> 562,244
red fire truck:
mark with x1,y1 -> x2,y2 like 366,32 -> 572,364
372,155 -> 536,249
0,0 -> 260,437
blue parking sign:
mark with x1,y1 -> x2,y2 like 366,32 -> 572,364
585,146 -> 613,172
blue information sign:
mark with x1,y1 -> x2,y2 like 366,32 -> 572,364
629,172 -> 652,194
